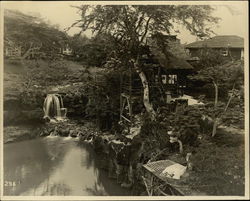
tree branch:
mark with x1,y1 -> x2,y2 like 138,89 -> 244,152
135,12 -> 145,32
140,16 -> 152,43
212,80 -> 218,108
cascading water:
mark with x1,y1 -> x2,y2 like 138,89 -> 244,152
43,94 -> 67,123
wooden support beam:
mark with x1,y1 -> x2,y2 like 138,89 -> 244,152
121,115 -> 131,123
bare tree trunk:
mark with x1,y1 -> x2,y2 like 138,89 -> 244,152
138,71 -> 156,116
21,43 -> 42,60
212,117 -> 219,137
213,81 -> 218,107
212,84 -> 236,138
177,140 -> 183,153
212,81 -> 218,137
132,58 -> 156,120
22,47 -> 32,60
223,83 -> 235,114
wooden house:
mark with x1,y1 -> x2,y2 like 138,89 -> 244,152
4,39 -> 22,59
59,44 -> 73,56
120,46 -> 193,123
185,35 -> 244,61
4,38 -> 45,60
144,51 -> 194,99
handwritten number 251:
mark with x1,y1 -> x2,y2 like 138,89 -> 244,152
4,181 -> 16,187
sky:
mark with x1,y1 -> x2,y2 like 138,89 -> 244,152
2,1 -> 248,44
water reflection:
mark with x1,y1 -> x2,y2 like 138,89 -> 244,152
4,136 -> 131,196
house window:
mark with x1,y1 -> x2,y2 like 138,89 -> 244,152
161,74 -> 177,84
221,49 -> 228,56
161,75 -> 167,84
168,74 -> 177,84
155,75 -> 159,83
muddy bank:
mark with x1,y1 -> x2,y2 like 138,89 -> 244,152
4,125 -> 42,144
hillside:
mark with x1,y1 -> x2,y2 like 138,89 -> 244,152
4,9 -> 69,56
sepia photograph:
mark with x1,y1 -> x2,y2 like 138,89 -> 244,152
0,0 -> 249,199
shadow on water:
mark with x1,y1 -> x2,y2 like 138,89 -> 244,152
4,136 -> 131,196
4,137 -> 71,195
78,142 -> 131,196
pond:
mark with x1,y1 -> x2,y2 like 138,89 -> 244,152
4,136 -> 131,196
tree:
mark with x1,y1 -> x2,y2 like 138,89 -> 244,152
190,47 -> 230,71
69,33 -> 90,57
71,5 -> 219,119
4,9 -> 69,60
70,34 -> 114,67
190,60 -> 244,137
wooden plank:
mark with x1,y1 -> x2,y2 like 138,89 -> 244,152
120,97 -> 126,120
121,115 -> 131,123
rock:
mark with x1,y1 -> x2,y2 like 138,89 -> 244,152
43,116 -> 50,123
50,130 -> 58,136
60,128 -> 70,137
116,144 -> 131,166
69,129 -> 78,137
181,171 -> 190,178
116,164 -> 127,184
92,135 -> 105,152
40,130 -> 49,137
126,126 -> 141,140
121,182 -> 132,188
77,131 -> 83,137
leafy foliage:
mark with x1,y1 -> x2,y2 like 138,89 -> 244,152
190,60 -> 243,88
72,5 -> 219,60
69,34 -> 90,55
70,5 -> 219,118
220,98 -> 244,129
83,69 -> 122,130
189,60 -> 244,136
189,47 -> 228,71
158,105 -> 202,145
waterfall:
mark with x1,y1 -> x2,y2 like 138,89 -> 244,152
43,94 -> 67,122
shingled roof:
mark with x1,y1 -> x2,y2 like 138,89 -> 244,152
185,35 -> 244,49
156,54 -> 193,70
142,51 -> 193,70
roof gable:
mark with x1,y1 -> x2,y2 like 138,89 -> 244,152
186,35 -> 244,49
154,53 -> 193,70
142,51 -> 193,70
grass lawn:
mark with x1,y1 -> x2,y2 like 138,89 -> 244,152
187,128 -> 245,195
